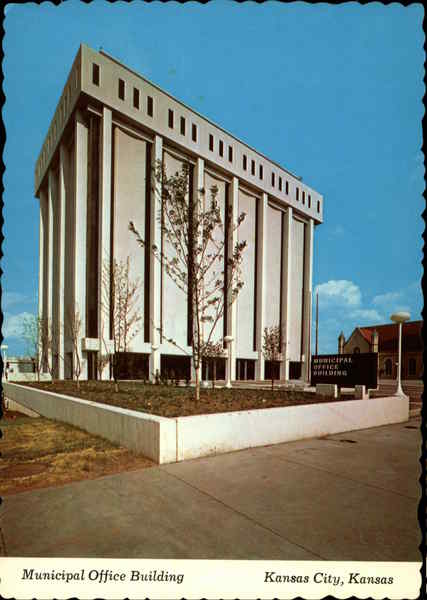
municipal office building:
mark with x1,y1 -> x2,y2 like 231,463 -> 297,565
35,44 -> 324,383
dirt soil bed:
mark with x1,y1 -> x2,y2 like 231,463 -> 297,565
0,409 -> 154,496
22,381 -> 349,418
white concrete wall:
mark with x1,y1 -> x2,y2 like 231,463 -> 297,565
175,395 -> 409,461
288,217 -> 305,361
264,204 -> 282,330
235,188 -> 257,358
161,150 -> 191,354
4,383 -> 408,464
113,126 -> 147,350
204,170 -> 226,345
3,382 -> 176,464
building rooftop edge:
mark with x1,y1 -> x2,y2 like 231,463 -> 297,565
97,45 -> 304,184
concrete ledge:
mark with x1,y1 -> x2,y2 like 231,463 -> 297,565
3,382 -> 176,464
175,395 -> 409,461
3,382 -> 409,464
5,397 -> 41,417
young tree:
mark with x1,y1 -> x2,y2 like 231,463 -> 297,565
262,325 -> 282,390
39,317 -> 61,383
129,160 -> 247,401
22,314 -> 44,382
97,322 -> 111,381
101,256 -> 142,392
65,306 -> 83,390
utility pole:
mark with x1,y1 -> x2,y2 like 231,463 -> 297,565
315,292 -> 319,356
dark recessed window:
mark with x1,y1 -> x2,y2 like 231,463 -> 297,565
92,63 -> 100,86
308,194 -> 311,208
243,154 -> 247,170
180,116 -> 186,135
302,191 -> 305,204
118,78 -> 125,100
251,160 -> 255,175
228,146 -> 233,162
279,176 -> 282,191
209,134 -> 214,151
147,96 -> 153,117
285,180 -> 289,195
317,200 -> 320,212
168,109 -> 174,129
219,140 -> 224,157
192,123 -> 197,142
259,165 -> 263,180
296,187 -> 299,201
271,172 -> 275,187
133,87 -> 140,109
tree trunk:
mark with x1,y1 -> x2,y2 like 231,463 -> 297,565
212,359 -> 216,389
195,365 -> 200,402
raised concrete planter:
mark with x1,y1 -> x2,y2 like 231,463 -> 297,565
175,395 -> 409,460
2,382 -> 176,464
5,397 -> 40,417
3,382 -> 409,464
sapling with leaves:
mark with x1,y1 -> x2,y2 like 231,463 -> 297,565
101,256 -> 142,392
22,314 -> 45,382
130,159 -> 247,401
262,325 -> 282,390
65,306 -> 83,391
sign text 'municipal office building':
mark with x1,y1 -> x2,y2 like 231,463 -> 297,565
35,44 -> 324,382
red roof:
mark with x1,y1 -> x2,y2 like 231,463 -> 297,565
358,321 -> 423,353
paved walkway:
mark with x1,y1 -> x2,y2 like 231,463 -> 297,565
1,417 -> 420,561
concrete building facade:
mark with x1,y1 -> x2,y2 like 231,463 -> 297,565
35,44 -> 324,382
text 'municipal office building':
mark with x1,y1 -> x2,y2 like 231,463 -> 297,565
35,44 -> 324,383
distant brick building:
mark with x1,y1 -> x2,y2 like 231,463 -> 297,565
338,320 -> 423,380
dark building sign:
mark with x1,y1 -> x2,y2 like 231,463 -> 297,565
311,353 -> 378,389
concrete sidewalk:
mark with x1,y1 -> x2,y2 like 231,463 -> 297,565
0,417 -> 420,561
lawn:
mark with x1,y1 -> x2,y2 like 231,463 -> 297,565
0,409 -> 154,496
22,380 -> 343,418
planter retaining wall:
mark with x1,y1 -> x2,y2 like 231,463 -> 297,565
2,382 -> 176,464
3,382 -> 409,464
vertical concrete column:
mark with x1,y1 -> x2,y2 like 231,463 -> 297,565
190,157 -> 204,383
74,109 -> 88,379
302,218 -> 314,382
98,107 -> 112,379
46,170 -> 55,376
58,144 -> 67,379
149,135 -> 163,380
280,206 -> 293,380
255,193 -> 267,381
38,189 -> 47,371
225,176 -> 239,384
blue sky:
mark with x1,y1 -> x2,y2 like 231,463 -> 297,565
2,1 -> 424,357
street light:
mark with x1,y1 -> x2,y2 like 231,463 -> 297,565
224,335 -> 233,389
390,311 -> 410,396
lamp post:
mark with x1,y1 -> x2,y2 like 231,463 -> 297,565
390,312 -> 410,396
224,335 -> 233,388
